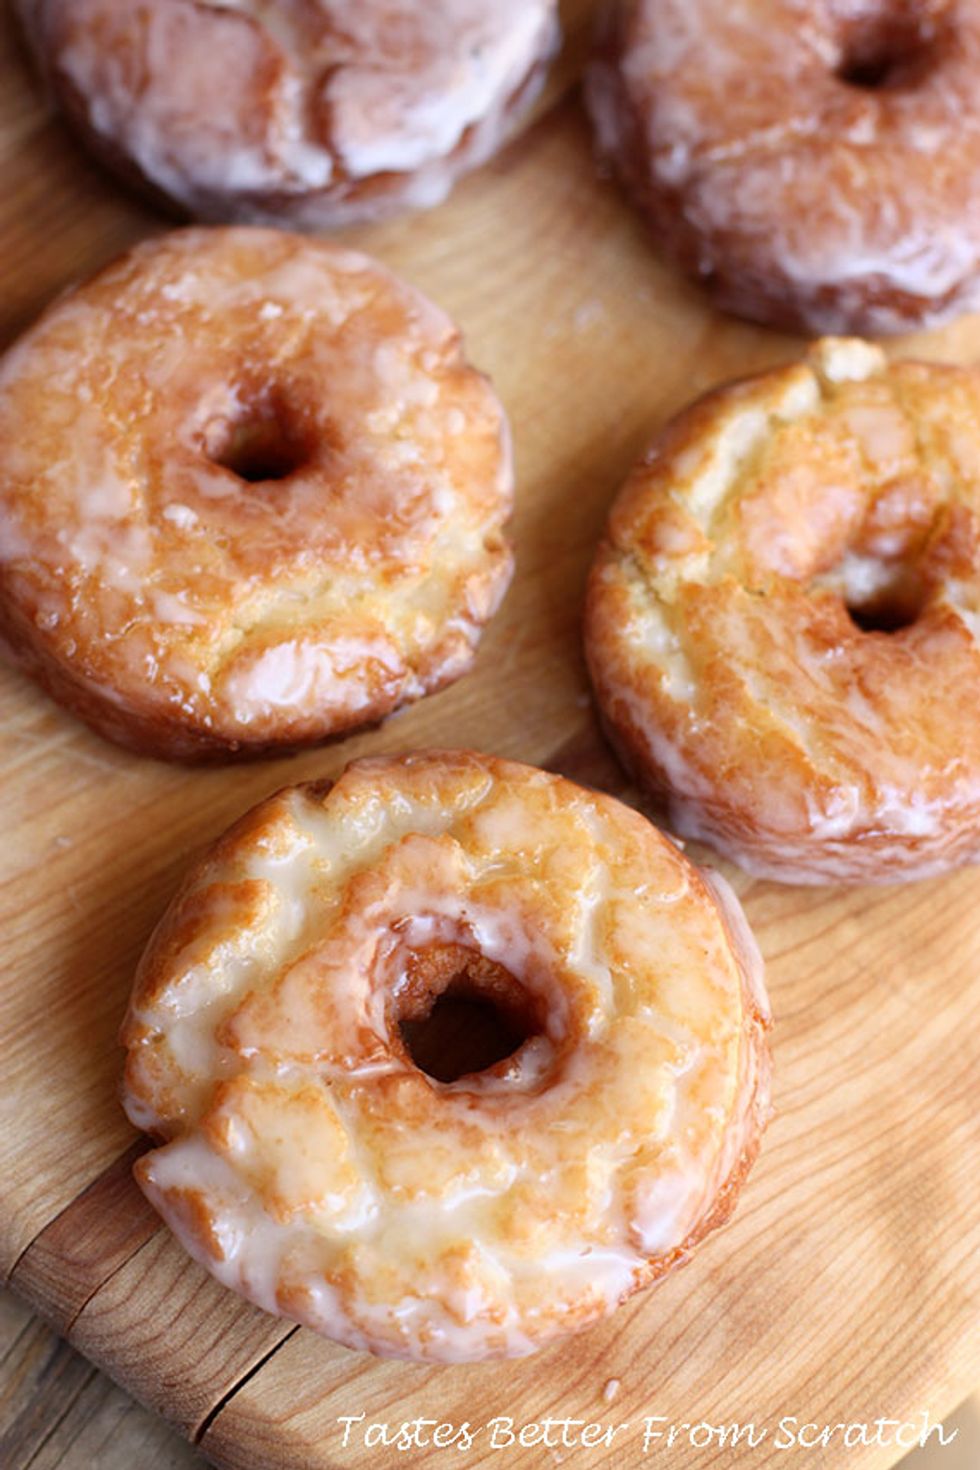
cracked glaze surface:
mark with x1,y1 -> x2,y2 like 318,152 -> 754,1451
122,751 -> 771,1362
18,0 -> 560,227
586,0 -> 980,333
586,338 -> 980,884
0,228 -> 513,760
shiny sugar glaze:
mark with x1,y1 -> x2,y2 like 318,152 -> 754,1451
587,0 -> 980,333
17,0 -> 560,228
122,751 -> 771,1362
586,338 -> 980,884
0,228 -> 514,759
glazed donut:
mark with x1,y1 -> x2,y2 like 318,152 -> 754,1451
586,337 -> 980,885
121,750 -> 771,1362
586,0 -> 980,334
0,228 -> 513,761
17,0 -> 559,229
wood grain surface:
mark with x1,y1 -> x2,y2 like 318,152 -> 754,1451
1,1 -> 978,1466
4,1288 -> 980,1470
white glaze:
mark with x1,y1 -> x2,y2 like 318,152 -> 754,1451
0,228 -> 514,756
587,338 -> 980,884
587,0 -> 980,334
23,0 -> 560,229
123,752 -> 770,1360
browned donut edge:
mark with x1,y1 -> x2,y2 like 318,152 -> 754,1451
0,561 -> 511,763
623,886 -> 773,1305
120,774 -> 334,1085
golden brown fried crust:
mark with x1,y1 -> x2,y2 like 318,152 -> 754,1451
586,0 -> 980,334
18,0 -> 560,230
586,337 -> 980,884
122,749 -> 771,1361
0,228 -> 514,761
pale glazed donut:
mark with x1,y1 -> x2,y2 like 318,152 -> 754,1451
121,750 -> 771,1362
17,0 -> 560,229
586,0 -> 980,334
586,338 -> 980,885
0,228 -> 513,761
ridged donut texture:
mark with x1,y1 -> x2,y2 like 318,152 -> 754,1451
0,228 -> 514,760
586,338 -> 980,885
121,751 -> 771,1362
586,0 -> 980,333
18,0 -> 560,229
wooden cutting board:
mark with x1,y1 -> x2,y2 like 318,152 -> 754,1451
2,6 -> 979,1467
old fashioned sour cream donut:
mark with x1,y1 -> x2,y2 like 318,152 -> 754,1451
586,338 -> 980,885
121,751 -> 771,1362
18,0 -> 560,229
587,0 -> 980,333
0,228 -> 513,760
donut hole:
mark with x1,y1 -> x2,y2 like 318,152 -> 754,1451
838,559 -> 928,634
207,390 -> 313,484
846,595 -> 920,633
395,944 -> 541,1084
835,12 -> 942,90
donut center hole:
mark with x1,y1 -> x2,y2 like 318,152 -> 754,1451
395,944 -> 540,1084
836,14 -> 940,90
840,560 -> 927,634
846,596 -> 919,633
207,392 -> 311,484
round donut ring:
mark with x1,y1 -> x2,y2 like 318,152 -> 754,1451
586,0 -> 980,334
121,750 -> 771,1363
586,337 -> 980,885
0,228 -> 514,761
17,0 -> 560,229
